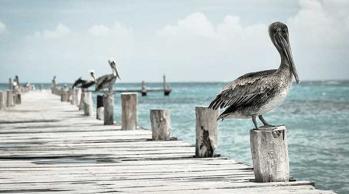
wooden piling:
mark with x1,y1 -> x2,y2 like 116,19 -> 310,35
75,88 -> 81,107
2,91 -> 7,109
70,89 -> 74,105
0,91 -> 4,110
60,89 -> 65,102
6,90 -> 14,107
83,91 -> 94,116
79,90 -> 85,110
141,81 -> 147,96
96,95 -> 104,120
121,93 -> 137,130
150,109 -> 171,140
163,75 -> 171,96
103,93 -> 113,125
250,126 -> 289,182
195,106 -> 218,157
14,93 -> 21,104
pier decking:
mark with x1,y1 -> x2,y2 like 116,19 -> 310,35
0,91 -> 335,193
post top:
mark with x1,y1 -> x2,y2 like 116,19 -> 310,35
250,125 -> 286,132
121,92 -> 138,96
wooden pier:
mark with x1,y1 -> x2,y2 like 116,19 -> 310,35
0,91 -> 336,193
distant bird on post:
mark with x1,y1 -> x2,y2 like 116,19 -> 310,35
72,71 -> 96,89
95,60 -> 121,92
208,22 -> 300,129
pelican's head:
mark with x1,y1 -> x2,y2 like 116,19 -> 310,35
89,70 -> 96,81
269,22 -> 299,84
108,59 -> 121,80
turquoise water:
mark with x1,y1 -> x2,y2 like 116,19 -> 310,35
1,81 -> 348,194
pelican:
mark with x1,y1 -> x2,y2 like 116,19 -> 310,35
95,60 -> 120,92
72,71 -> 96,89
208,22 -> 299,129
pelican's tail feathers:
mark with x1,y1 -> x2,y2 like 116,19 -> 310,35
209,94 -> 224,110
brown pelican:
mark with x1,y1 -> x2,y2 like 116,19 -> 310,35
208,22 -> 299,129
72,71 -> 96,89
95,60 -> 120,92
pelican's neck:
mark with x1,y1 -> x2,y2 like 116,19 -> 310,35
112,67 -> 117,77
277,52 -> 292,80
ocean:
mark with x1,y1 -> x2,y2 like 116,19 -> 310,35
1,81 -> 348,194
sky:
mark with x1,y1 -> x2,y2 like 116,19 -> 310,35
0,0 -> 348,83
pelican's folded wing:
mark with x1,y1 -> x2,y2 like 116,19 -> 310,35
208,69 -> 276,110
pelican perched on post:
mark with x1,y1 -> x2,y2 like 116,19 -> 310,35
208,22 -> 299,129
95,60 -> 120,92
72,70 -> 96,89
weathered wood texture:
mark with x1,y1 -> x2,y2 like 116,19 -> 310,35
0,91 -> 336,194
79,89 -> 85,110
151,109 -> 171,140
6,90 -> 14,107
195,106 -> 218,157
0,91 -> 5,110
250,126 -> 289,182
83,91 -> 94,116
121,93 -> 137,130
70,89 -> 74,105
103,93 -> 114,125
60,89 -> 70,102
96,95 -> 104,120
14,93 -> 21,104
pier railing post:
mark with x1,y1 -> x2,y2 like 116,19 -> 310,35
103,93 -> 113,124
70,89 -> 74,105
14,92 -> 21,104
60,88 -> 65,102
96,95 -> 104,121
75,88 -> 81,107
195,107 -> 218,158
150,109 -> 171,140
79,89 -> 85,110
83,91 -> 94,116
195,106 -> 218,157
121,93 -> 137,130
3,91 -> 7,109
7,90 -> 14,107
0,91 -> 4,110
250,126 -> 289,182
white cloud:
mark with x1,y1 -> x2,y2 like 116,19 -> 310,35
88,25 -> 110,36
288,0 -> 349,48
34,24 -> 71,39
0,21 -> 6,34
155,12 -> 273,80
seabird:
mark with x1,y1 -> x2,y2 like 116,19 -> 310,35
95,60 -> 120,92
72,71 -> 96,89
208,22 -> 300,129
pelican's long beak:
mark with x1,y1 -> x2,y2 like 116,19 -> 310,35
114,66 -> 121,80
276,32 -> 300,84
